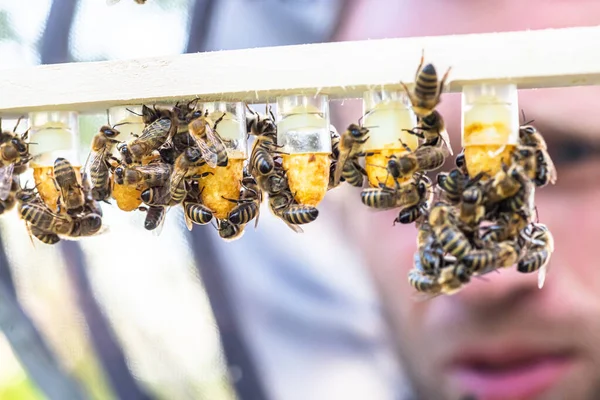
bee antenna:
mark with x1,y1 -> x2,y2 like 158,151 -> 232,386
111,122 -> 129,129
245,103 -> 257,116
126,108 -> 143,117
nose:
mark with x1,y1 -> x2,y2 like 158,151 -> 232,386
454,266 -> 539,312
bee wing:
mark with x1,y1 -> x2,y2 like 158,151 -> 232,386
542,149 -> 557,185
183,205 -> 194,231
205,122 -> 227,148
438,127 -> 454,156
195,139 -> 218,168
152,208 -> 168,237
333,147 -> 351,187
0,163 -> 14,201
282,219 -> 303,234
537,264 -> 548,289
137,118 -> 172,142
24,223 -> 36,248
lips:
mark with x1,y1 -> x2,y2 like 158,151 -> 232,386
447,348 -> 575,400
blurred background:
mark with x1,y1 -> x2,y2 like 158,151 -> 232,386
0,1 -> 401,400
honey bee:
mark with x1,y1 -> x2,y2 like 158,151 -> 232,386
333,123 -> 370,187
458,185 -> 485,229
126,118 -> 172,162
82,172 -> 103,217
268,190 -> 304,233
280,205 -> 319,226
258,169 -> 288,196
384,142 -> 445,182
408,268 -> 441,295
249,134 -> 279,177
226,174 -> 262,228
187,109 -> 229,168
394,175 -> 433,225
360,185 -> 398,210
481,209 -> 530,245
518,125 -> 557,187
138,205 -> 165,231
69,213 -> 104,238
85,125 -> 121,201
170,148 -> 208,204
113,162 -> 172,188
246,104 -> 277,137
0,129 -> 30,201
30,225 -> 61,245
21,202 -> 102,238
518,223 -> 554,289
405,110 -> 453,155
217,218 -> 245,241
183,201 -> 214,229
53,157 -> 85,215
428,203 -> 472,260
400,51 -> 451,118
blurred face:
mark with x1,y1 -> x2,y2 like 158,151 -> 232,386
334,1 -> 600,399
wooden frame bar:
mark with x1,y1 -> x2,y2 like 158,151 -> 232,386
0,25 -> 599,114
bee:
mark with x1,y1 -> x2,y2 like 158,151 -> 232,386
217,218 -> 244,241
246,104 -> 277,138
85,125 -> 121,201
416,223 -> 447,274
518,223 -> 554,289
458,185 -> 485,229
394,176 -> 433,224
428,203 -> 472,260
170,147 -> 207,204
360,185 -> 398,210
280,205 -> 319,226
187,109 -> 229,168
405,110 -> 453,155
496,166 -> 534,215
139,205 -> 165,231
258,169 -> 288,196
0,130 -> 30,201
82,172 -> 103,217
268,190 -> 303,233
333,123 -> 370,187
126,118 -> 172,162
408,268 -> 441,295
385,142 -> 445,182
400,51 -> 451,117
113,162 -> 172,188
518,125 -> 557,186
249,134 -> 279,177
30,225 -> 61,245
20,203 -> 73,236
226,175 -> 262,228
481,209 -> 530,245
183,202 -> 214,229
53,157 -> 85,215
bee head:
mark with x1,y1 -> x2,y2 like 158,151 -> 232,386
455,152 -> 465,168
520,125 -> 536,137
114,166 -> 125,183
348,123 -> 367,138
101,125 -> 119,138
81,213 -> 102,235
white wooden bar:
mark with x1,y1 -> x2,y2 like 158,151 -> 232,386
1,25 -> 599,114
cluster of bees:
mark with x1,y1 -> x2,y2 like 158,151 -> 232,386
0,50 -> 558,297
334,54 -> 557,297
0,119 -> 104,244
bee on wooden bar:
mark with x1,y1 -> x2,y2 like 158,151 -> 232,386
85,125 -> 121,202
53,157 -> 85,216
400,51 -> 451,118
0,121 -> 31,202
249,134 -> 280,178
333,123 -> 370,187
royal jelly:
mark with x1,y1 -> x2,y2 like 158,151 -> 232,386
462,84 -> 519,178
28,111 -> 80,212
362,90 -> 418,188
197,102 -> 248,219
276,95 -> 331,207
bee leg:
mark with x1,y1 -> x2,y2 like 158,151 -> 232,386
398,138 -> 413,153
130,133 -> 140,138
438,66 -> 452,97
400,81 -> 417,107
403,128 -> 425,139
416,49 -> 425,81
212,112 -> 227,131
